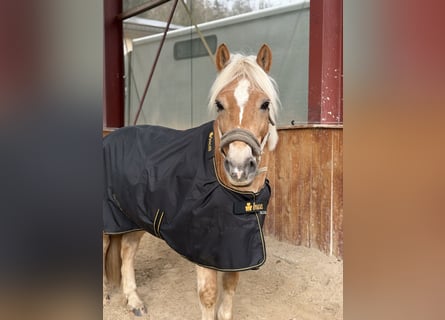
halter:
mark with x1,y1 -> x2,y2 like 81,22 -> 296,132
220,128 -> 262,157
218,111 -> 276,156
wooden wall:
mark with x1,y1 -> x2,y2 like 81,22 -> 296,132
265,126 -> 343,259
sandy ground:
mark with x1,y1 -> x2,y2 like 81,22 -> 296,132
103,234 -> 343,320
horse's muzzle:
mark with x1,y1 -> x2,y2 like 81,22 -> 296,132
219,128 -> 263,186
223,152 -> 257,186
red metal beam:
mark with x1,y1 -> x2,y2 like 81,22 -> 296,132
308,0 -> 343,124
104,0 -> 124,128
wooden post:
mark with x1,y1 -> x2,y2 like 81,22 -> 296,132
308,0 -> 343,124
104,0 -> 124,128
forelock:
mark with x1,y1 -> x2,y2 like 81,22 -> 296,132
208,53 -> 280,124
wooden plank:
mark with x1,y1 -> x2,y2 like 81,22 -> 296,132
284,133 -> 296,242
273,132 -> 293,241
296,129 -> 313,247
309,129 -> 322,250
264,144 -> 276,236
289,132 -> 301,245
332,129 -> 343,258
274,133 -> 286,242
318,129 -> 334,255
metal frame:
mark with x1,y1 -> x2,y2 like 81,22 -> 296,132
103,0 -> 343,128
103,0 -> 125,128
103,0 -> 173,128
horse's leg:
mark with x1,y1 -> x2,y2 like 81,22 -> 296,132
121,231 -> 146,316
103,233 -> 111,303
196,265 -> 218,320
217,272 -> 240,320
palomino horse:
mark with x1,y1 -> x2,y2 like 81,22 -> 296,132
103,43 -> 280,319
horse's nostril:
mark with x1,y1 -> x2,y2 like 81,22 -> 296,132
224,158 -> 230,171
246,157 -> 257,172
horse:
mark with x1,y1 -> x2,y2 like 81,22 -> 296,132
103,43 -> 280,320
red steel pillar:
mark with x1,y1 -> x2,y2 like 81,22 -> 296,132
103,0 -> 124,128
308,0 -> 343,124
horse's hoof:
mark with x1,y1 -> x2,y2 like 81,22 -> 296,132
132,306 -> 147,317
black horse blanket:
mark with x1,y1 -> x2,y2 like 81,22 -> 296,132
103,121 -> 271,271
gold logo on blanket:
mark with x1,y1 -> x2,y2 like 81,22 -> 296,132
208,132 -> 214,152
245,202 -> 263,212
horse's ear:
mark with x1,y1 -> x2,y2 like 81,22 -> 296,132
256,44 -> 272,73
215,43 -> 230,71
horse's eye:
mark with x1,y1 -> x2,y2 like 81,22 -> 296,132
215,100 -> 224,112
260,100 -> 270,110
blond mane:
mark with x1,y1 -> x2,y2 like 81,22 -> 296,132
208,53 -> 281,150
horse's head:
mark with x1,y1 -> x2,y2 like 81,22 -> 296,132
209,44 -> 280,189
